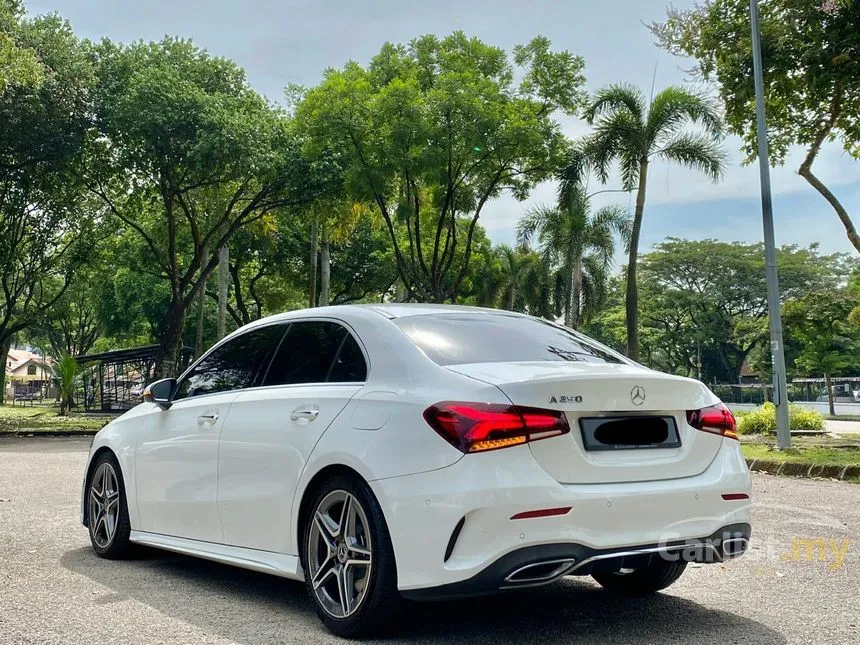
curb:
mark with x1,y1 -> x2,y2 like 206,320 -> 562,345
746,458 -> 860,482
0,431 -> 98,438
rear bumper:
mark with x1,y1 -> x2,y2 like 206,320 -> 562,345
402,522 -> 751,601
370,439 -> 752,593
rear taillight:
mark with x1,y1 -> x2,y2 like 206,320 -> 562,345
687,403 -> 738,440
423,402 -> 570,453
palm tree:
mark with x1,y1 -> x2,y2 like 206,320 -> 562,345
493,245 -> 552,315
53,353 -> 79,416
517,183 -> 630,329
583,84 -> 726,360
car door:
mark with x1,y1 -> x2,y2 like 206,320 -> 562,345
217,319 -> 367,554
135,324 -> 285,542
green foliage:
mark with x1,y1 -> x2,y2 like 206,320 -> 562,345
0,6 -> 96,400
52,352 -> 79,415
736,402 -> 825,434
584,239 -> 851,381
784,288 -> 860,413
651,0 -> 860,253
88,37 -> 330,374
652,0 -> 860,164
0,0 -> 43,92
580,83 -> 727,359
517,181 -> 630,328
296,32 -> 586,302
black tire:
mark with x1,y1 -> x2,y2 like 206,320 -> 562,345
300,474 -> 401,638
592,557 -> 687,595
86,451 -> 133,559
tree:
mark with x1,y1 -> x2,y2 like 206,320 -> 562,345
296,32 -> 586,302
87,38 -> 332,375
517,182 -> 629,328
52,352 -> 78,415
785,290 -> 859,415
583,84 -> 726,359
633,239 -> 847,381
652,0 -> 860,253
41,271 -> 102,357
0,0 -> 43,92
0,10 -> 95,401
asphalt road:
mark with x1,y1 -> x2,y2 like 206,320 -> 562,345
1,437 -> 857,645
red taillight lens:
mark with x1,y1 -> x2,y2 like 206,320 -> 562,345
687,402 -> 738,440
423,402 -> 570,453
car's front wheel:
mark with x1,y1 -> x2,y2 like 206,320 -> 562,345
592,558 -> 687,595
301,475 -> 400,638
86,452 -> 132,559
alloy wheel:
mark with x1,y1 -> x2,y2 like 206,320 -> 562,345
307,489 -> 373,619
89,462 -> 120,549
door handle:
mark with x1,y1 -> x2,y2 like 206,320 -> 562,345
197,413 -> 219,425
290,407 -> 320,422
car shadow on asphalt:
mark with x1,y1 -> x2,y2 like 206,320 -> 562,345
61,547 -> 786,644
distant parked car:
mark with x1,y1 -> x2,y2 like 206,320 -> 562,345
80,304 -> 752,637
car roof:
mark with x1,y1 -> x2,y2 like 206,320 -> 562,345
351,303 -> 525,319
220,303 -> 527,343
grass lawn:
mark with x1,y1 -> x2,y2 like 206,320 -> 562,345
742,443 -> 860,467
0,403 -> 110,434
740,434 -> 860,482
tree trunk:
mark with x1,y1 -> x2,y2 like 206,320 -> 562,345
195,244 -> 208,358
798,163 -> 860,254
507,284 -> 516,311
796,87 -> 860,254
217,242 -> 229,339
309,219 -> 319,307
570,257 -> 583,329
319,228 -> 331,307
825,372 -> 835,417
626,161 -> 648,361
0,336 -> 10,405
155,295 -> 186,378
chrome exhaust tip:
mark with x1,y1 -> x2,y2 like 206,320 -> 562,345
503,558 -> 577,587
722,537 -> 749,558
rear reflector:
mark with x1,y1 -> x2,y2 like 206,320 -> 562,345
510,506 -> 572,520
423,402 -> 570,454
721,493 -> 750,501
686,402 -> 738,440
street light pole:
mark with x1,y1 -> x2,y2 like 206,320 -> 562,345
749,0 -> 791,449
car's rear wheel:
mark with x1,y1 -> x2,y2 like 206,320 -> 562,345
592,558 -> 687,595
301,474 -> 400,638
87,452 -> 132,559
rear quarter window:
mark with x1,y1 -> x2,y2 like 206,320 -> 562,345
394,313 -> 623,366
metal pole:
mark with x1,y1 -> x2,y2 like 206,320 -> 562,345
750,0 -> 790,449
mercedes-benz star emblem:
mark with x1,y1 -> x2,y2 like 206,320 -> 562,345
630,385 -> 646,406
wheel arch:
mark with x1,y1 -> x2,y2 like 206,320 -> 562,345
295,463 -> 367,548
82,446 -> 123,527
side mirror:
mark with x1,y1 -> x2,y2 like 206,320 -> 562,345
143,378 -> 177,410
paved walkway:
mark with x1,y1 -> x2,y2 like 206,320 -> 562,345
826,419 -> 860,436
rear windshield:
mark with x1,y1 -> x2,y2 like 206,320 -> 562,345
394,313 -> 623,366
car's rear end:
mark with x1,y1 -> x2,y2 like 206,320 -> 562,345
372,309 -> 751,597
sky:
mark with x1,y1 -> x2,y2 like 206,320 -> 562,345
25,0 -> 860,256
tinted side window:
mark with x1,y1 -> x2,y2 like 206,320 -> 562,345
263,321 -> 365,386
177,324 -> 286,398
328,332 -> 367,382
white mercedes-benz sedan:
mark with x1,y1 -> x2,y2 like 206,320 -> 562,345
81,304 -> 751,637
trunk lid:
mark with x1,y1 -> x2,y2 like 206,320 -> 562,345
446,361 -> 723,484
